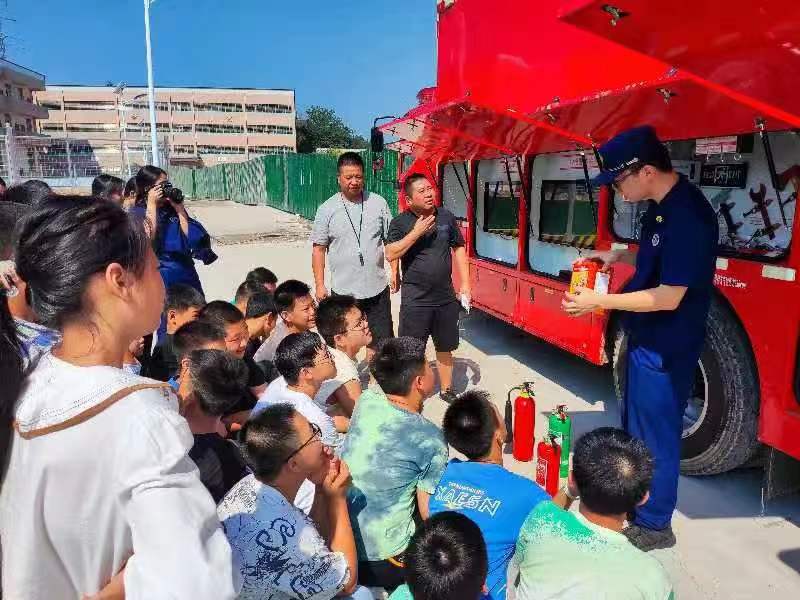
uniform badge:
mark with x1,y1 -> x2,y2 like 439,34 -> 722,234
656,215 -> 664,223
652,233 -> 660,246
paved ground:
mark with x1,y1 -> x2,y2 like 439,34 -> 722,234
191,201 -> 800,599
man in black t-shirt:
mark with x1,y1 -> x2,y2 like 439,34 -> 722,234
386,174 -> 470,403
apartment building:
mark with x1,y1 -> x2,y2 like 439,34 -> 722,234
35,85 -> 296,166
0,58 -> 48,135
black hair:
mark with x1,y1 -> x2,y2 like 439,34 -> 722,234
235,279 -> 263,305
0,176 -> 6,190
0,195 -> 150,483
403,173 -> 430,198
371,336 -> 426,396
274,331 -> 324,385
643,147 -> 673,173
186,349 -> 249,417
134,165 -> 167,204
166,283 -> 206,313
0,202 -> 28,259
123,176 -> 137,198
273,279 -> 311,315
242,403 -> 301,482
246,266 -> 278,287
91,174 -> 125,202
245,292 -> 277,320
199,300 -> 245,330
443,390 -> 498,460
5,180 -> 52,206
337,151 -> 364,172
572,427 -> 654,516
315,294 -> 357,347
173,320 -> 226,360
405,511 -> 488,600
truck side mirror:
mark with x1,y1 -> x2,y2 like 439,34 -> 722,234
370,127 -> 385,153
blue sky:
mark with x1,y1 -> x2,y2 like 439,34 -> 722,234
2,0 -> 436,135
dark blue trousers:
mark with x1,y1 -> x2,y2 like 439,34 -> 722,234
623,344 -> 698,530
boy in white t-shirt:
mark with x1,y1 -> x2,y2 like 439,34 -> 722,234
314,295 -> 373,416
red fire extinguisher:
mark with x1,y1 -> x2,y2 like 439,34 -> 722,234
506,382 -> 536,462
536,435 -> 562,497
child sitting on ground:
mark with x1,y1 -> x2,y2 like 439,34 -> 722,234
244,292 -> 280,382
179,349 -> 251,503
389,511 -> 489,600
168,320 -> 228,391
149,284 -> 206,381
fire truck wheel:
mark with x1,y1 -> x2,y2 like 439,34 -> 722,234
611,298 -> 760,475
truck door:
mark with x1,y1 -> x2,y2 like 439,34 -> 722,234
471,157 -> 523,318
523,152 -> 600,354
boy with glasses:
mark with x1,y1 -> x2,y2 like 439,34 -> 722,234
219,404 -> 372,600
314,295 -> 373,416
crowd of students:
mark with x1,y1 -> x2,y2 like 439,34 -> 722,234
0,167 -> 674,600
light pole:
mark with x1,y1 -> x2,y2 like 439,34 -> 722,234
143,0 -> 160,167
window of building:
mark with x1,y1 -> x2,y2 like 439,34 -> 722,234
172,145 -> 196,155
63,100 -> 118,111
41,123 -> 65,132
196,123 -> 245,134
171,101 -> 193,112
17,87 -> 24,100
194,102 -> 243,113
65,123 -> 119,133
245,103 -> 293,114
4,84 -> 11,97
197,144 -> 245,155
128,100 -> 170,111
170,123 -> 194,133
247,124 -> 294,135
38,101 -> 62,111
25,119 -> 33,132
249,145 -> 292,155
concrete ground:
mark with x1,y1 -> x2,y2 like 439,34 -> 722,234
191,201 -> 800,599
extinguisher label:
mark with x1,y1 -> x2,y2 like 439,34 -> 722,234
536,458 -> 548,486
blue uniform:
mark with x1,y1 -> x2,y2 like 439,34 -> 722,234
622,175 -> 718,530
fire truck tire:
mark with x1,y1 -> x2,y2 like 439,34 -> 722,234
611,298 -> 760,475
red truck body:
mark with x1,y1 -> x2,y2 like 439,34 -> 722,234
380,0 -> 800,479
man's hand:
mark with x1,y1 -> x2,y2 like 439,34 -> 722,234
411,214 -> 436,238
315,283 -> 329,303
562,287 -> 603,317
128,337 -> 145,358
389,270 -> 400,294
322,457 -> 351,499
0,260 -> 20,294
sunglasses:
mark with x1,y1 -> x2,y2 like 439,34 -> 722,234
283,422 -> 322,463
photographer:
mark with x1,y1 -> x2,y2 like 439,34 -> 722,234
131,165 -> 217,295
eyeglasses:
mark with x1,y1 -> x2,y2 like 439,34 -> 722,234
313,346 -> 334,365
612,167 -> 641,191
283,422 -> 322,463
346,316 -> 369,332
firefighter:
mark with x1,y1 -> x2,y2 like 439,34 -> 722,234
562,126 -> 718,551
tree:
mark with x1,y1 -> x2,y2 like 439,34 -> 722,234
296,106 -> 367,153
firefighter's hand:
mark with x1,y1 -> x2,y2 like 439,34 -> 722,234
562,287 -> 602,316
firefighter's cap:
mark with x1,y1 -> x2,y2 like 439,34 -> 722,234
592,125 -> 669,185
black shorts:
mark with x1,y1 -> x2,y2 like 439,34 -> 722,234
336,286 -> 394,349
399,300 -> 460,352
357,556 -> 405,591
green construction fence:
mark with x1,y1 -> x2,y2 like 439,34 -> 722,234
172,150 -> 399,217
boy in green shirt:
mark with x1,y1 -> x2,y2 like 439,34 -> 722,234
514,428 -> 674,600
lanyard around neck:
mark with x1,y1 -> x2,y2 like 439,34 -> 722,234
340,192 -> 365,251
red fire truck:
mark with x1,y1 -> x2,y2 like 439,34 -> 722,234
374,0 -> 800,494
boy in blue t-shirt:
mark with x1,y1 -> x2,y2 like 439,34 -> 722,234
430,390 -> 565,600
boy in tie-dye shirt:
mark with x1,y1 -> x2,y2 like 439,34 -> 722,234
341,337 -> 448,591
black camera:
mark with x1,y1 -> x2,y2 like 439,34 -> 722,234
162,181 -> 184,204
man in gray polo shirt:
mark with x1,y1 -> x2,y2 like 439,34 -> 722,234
311,152 -> 395,354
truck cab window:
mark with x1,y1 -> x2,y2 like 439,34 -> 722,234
529,152 -> 600,279
475,157 -> 522,266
